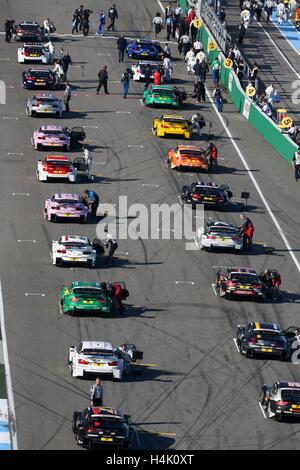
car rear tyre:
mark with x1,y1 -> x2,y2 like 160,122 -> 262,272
37,144 -> 42,150
50,214 -> 57,222
79,215 -> 85,224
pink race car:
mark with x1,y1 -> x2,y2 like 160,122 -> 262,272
32,125 -> 71,151
44,193 -> 89,223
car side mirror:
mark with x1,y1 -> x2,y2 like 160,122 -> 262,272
124,414 -> 131,425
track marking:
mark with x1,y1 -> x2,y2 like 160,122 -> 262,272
115,251 -> 129,255
141,183 -> 159,188
25,293 -> 45,297
128,145 -> 144,149
0,280 -> 18,449
7,153 -> 23,156
146,431 -> 177,437
134,429 -> 141,448
139,363 -> 158,367
116,111 -> 131,114
97,52 -> 111,56
58,301 -> 63,315
206,88 -> 300,274
17,240 -> 37,243
233,338 -> 240,353
83,125 -> 98,129
258,402 -> 267,419
12,193 -> 30,196
0,58 -> 11,61
93,161 -> 106,165
175,281 -> 195,285
259,23 -> 300,79
139,99 -> 144,106
211,283 -> 218,296
2,117 -> 18,120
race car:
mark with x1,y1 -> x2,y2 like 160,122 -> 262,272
131,60 -> 161,81
68,341 -> 140,379
260,382 -> 300,421
26,93 -> 64,117
153,114 -> 192,139
44,193 -> 88,223
72,406 -> 133,449
17,44 -> 50,64
32,125 -> 85,150
181,181 -> 233,209
22,68 -> 58,89
36,155 -> 77,182
236,322 -> 291,360
51,235 -> 104,267
197,221 -> 243,252
215,267 -> 264,301
127,39 -> 163,60
143,85 -> 187,108
167,145 -> 208,171
14,21 -> 44,41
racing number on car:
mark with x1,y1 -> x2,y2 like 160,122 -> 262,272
192,18 -> 203,29
246,86 -> 256,97
224,59 -> 233,69
281,116 -> 293,128
208,41 -> 217,51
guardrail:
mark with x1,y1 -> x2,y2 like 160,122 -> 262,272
196,17 -> 297,163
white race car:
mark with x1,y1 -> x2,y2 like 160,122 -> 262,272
36,155 -> 77,183
131,60 -> 160,81
68,341 -> 132,379
17,43 -> 50,64
51,235 -> 103,267
196,221 -> 243,252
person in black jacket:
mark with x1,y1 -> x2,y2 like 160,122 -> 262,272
4,20 -> 15,42
96,66 -> 109,94
107,4 -> 118,31
62,52 -> 72,79
117,35 -> 127,62
144,64 -> 152,90
82,9 -> 92,36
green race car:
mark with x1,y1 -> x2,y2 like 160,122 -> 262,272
143,85 -> 186,108
60,281 -> 112,315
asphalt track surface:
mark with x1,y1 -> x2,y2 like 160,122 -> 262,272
0,0 -> 300,450
226,0 -> 300,123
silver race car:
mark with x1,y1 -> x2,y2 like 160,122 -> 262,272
196,221 -> 243,252
26,93 -> 64,117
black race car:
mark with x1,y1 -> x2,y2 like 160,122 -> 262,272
22,68 -> 60,90
236,322 -> 297,360
260,381 -> 300,421
215,266 -> 264,301
181,181 -> 233,210
72,406 -> 134,449
14,21 -> 44,41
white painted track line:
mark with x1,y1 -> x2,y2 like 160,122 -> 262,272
233,338 -> 240,353
258,402 -> 267,419
0,280 -> 18,449
206,88 -> 300,275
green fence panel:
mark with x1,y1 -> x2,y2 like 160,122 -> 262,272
196,22 -> 297,163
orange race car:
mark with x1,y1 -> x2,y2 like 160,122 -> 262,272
167,145 -> 208,171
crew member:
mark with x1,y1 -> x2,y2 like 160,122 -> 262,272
82,189 -> 99,217
239,214 -> 254,249
107,4 -> 118,31
90,377 -> 104,406
64,82 -> 72,112
105,234 -> 118,264
96,65 -> 109,94
117,35 -> 127,62
111,282 -> 124,314
4,20 -> 14,43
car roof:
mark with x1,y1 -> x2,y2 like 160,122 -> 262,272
71,281 -> 101,288
278,382 -> 300,389
28,68 -> 51,72
163,114 -> 185,119
207,221 -> 238,229
40,125 -> 64,131
60,235 -> 89,244
178,145 -> 204,151
90,407 -> 122,418
82,341 -> 114,351
135,39 -> 153,44
152,85 -> 174,90
194,181 -> 219,188
138,60 -> 160,65
252,322 -> 282,332
45,155 -> 70,162
53,193 -> 80,200
33,93 -> 57,99
19,21 -> 39,25
23,43 -> 44,47
228,267 -> 258,275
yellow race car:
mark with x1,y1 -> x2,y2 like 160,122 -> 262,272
153,114 -> 192,139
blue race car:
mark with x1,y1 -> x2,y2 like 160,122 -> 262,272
127,39 -> 163,60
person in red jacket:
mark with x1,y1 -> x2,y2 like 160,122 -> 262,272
111,283 -> 124,314
239,214 -> 254,249
187,7 -> 196,25
153,68 -> 161,85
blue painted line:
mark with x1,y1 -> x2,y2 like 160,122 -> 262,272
0,422 -> 8,432
271,11 -> 300,52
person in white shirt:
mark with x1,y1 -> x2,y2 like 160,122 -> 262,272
185,49 -> 195,74
277,1 -> 287,24
162,56 -> 172,82
233,45 -> 241,62
241,8 -> 250,28
193,40 -> 202,54
153,13 -> 163,38
195,49 -> 206,63
265,84 -> 274,98
43,18 -> 51,40
45,41 -> 55,64
288,0 -> 297,19
53,60 -> 64,85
